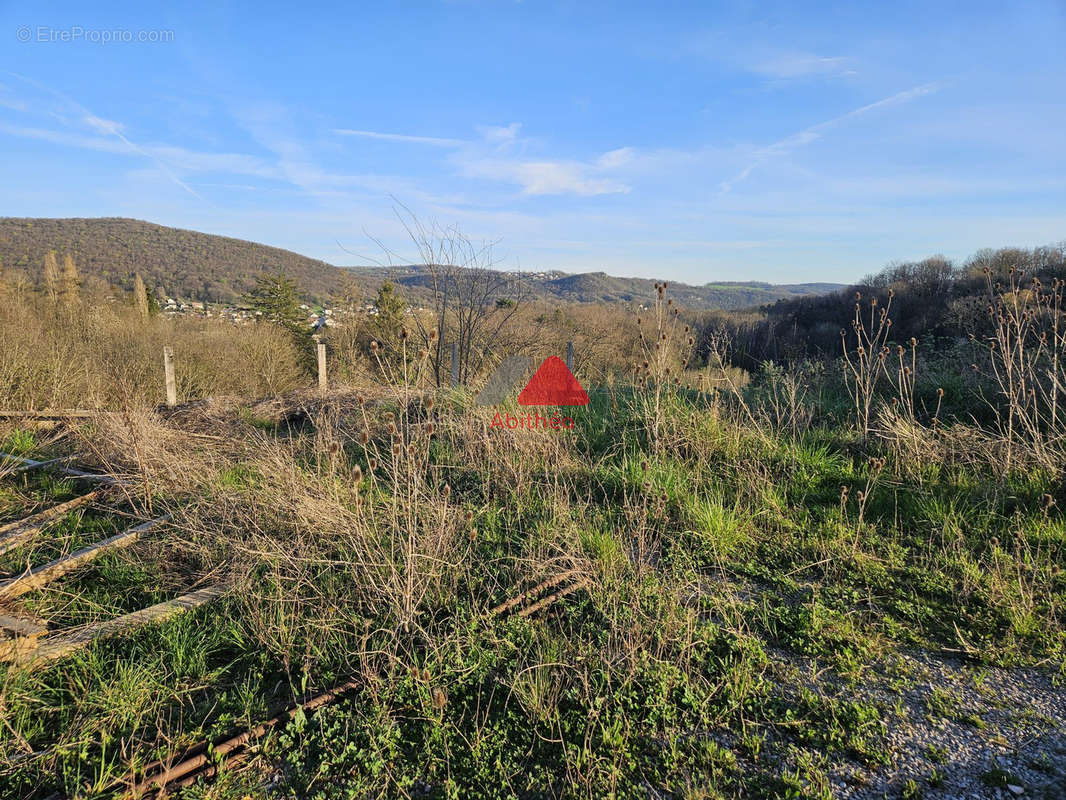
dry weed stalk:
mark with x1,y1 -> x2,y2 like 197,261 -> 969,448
841,290 -> 894,436
975,267 -> 1066,471
634,283 -> 695,450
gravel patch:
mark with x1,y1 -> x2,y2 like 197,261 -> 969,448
822,651 -> 1066,799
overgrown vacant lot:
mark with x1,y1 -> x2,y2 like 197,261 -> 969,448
0,375 -> 1063,799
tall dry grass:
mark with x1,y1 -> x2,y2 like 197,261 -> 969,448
0,298 -> 308,409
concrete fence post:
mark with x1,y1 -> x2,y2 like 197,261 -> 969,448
163,346 -> 177,408
317,342 -> 327,392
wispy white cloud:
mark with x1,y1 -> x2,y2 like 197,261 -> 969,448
0,121 -> 281,181
449,124 -> 633,196
332,128 -> 465,147
331,118 -> 634,197
2,72 -> 208,201
456,157 -> 631,196
719,82 -> 943,193
478,123 -> 522,146
751,53 -> 856,80
83,114 -> 125,136
596,147 -> 637,169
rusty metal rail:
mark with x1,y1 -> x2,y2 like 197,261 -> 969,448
123,677 -> 360,798
117,570 -> 592,797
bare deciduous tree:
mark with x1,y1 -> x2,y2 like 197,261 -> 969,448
133,273 -> 150,320
60,253 -> 81,305
43,250 -> 60,304
364,207 -> 529,387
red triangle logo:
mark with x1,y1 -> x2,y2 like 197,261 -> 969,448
517,356 -> 590,406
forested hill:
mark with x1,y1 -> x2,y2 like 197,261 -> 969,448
346,265 -> 843,311
0,217 -> 842,309
0,217 -> 355,303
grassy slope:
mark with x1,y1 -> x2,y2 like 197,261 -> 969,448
0,382 -> 1062,799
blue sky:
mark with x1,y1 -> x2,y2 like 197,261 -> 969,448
1,1 -> 1064,284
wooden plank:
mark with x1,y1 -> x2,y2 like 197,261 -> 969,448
0,515 -> 170,600
11,455 -> 78,474
5,584 -> 226,667
0,410 -> 101,419
0,612 -> 47,637
0,490 -> 102,556
0,452 -> 119,485
0,635 -> 41,663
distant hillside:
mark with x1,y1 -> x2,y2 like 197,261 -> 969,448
0,217 -> 842,310
347,265 -> 843,311
0,217 -> 356,303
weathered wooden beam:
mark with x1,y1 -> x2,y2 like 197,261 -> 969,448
0,634 -> 41,663
3,584 -> 226,667
0,515 -> 170,600
11,455 -> 78,474
0,611 -> 47,637
0,490 -> 103,557
0,452 -> 119,485
0,410 -> 102,419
